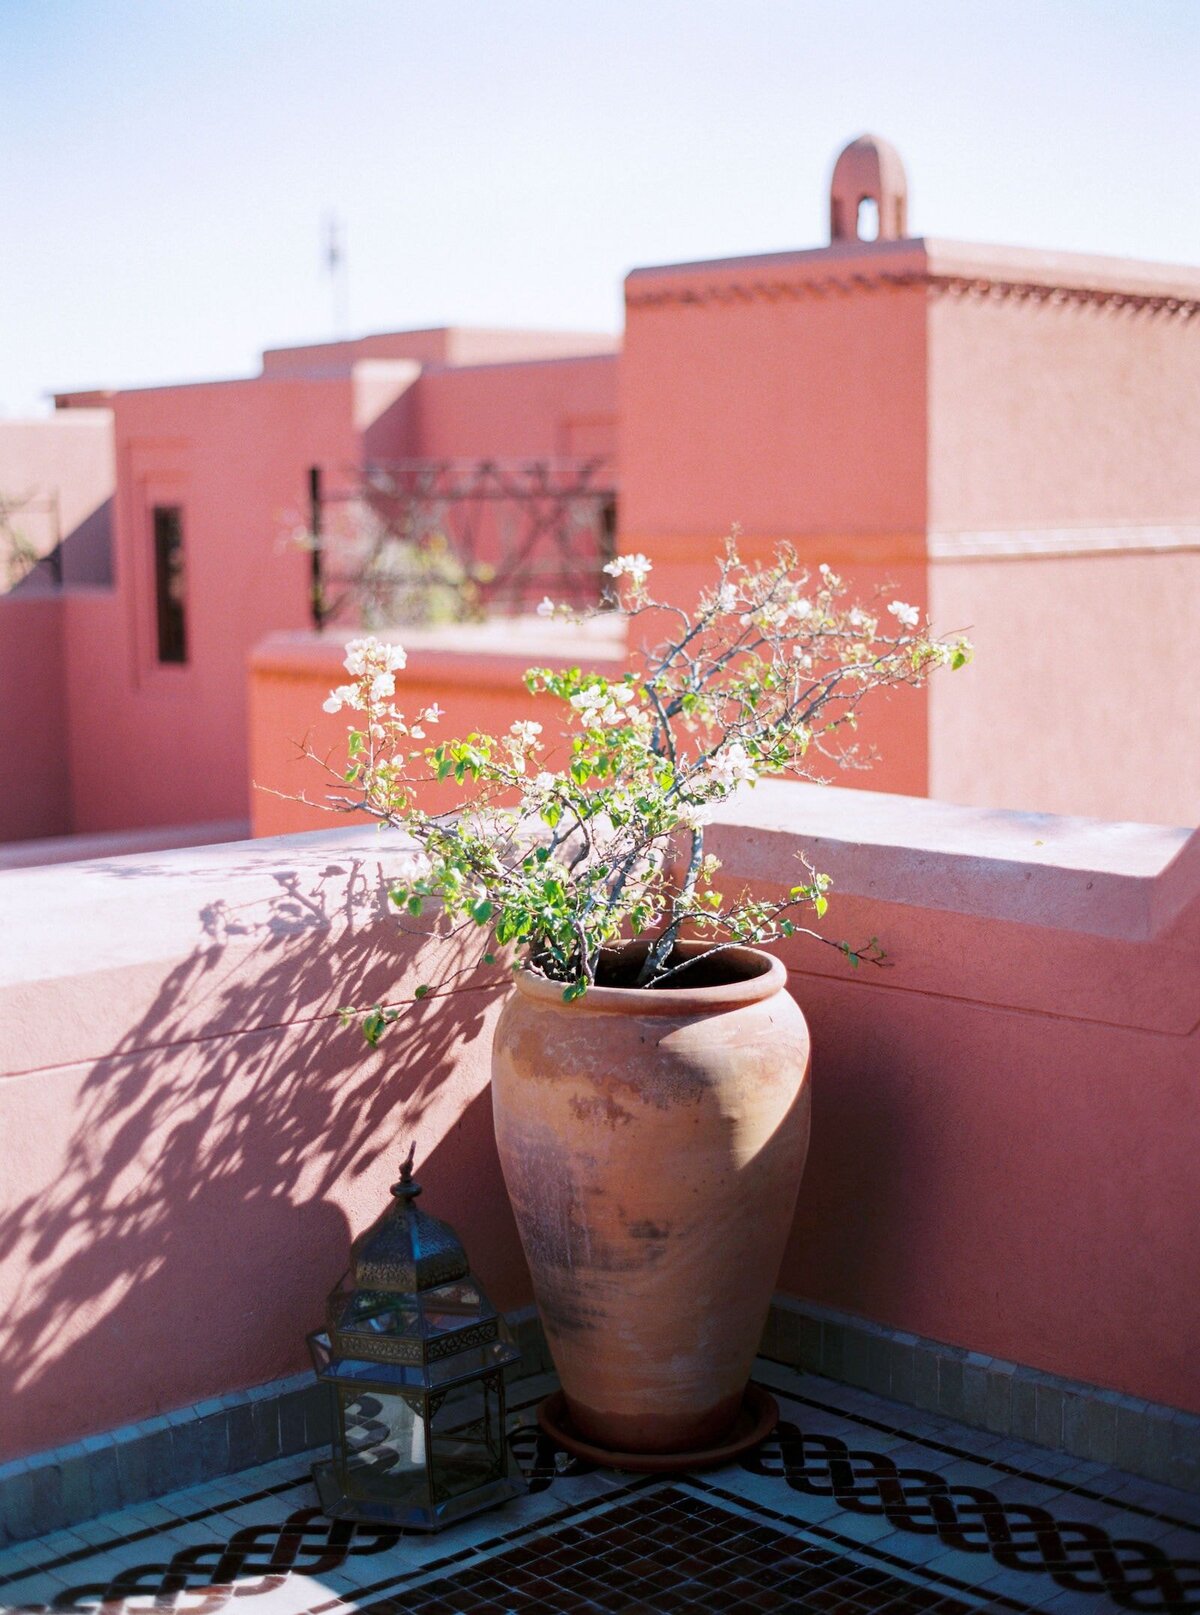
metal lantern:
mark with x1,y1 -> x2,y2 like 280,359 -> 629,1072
308,1147 -> 525,1531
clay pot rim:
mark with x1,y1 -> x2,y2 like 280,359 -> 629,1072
512,939 -> 788,1016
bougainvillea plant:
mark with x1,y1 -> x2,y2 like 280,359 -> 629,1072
314,541 -> 970,1038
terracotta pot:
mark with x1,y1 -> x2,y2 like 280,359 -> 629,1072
491,941 -> 811,1455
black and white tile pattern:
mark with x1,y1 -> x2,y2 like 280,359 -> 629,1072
0,1364 -> 1196,1614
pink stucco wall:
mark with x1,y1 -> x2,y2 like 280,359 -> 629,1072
405,353 -> 618,461
62,374 -> 364,834
618,240 -> 931,800
925,242 -> 1200,531
0,411 -> 113,588
260,325 -> 617,379
248,621 -> 626,837
42,341 -> 616,842
1,787 -> 1194,1461
923,241 -> 1200,826
0,596 -> 69,841
929,549 -> 1200,825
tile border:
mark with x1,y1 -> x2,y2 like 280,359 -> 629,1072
0,1307 -> 551,1548
2,1299 -> 1194,1547
759,1295 -> 1199,1495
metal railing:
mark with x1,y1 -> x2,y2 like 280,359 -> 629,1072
305,458 -> 617,629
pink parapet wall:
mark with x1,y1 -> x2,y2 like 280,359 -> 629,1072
248,619 -> 627,837
0,787 -> 1195,1463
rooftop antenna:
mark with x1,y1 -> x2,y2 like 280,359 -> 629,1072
324,212 -> 349,338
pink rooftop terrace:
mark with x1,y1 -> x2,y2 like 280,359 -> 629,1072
0,138 -> 1197,1583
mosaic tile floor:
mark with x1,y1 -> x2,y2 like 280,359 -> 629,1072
1,1361 -> 1197,1614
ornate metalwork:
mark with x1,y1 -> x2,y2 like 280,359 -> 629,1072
329,1327 -> 422,1365
307,456 -> 616,628
348,1151 -> 470,1295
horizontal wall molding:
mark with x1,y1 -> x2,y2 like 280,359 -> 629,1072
626,269 -> 1200,320
761,1296 -> 1198,1496
929,524 -> 1200,562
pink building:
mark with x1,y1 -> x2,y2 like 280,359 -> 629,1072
0,331 -> 618,846
2,133 -> 1197,850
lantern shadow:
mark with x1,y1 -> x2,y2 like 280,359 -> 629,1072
0,848 -> 524,1460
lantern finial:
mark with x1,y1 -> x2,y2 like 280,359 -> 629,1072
392,1141 -> 421,1200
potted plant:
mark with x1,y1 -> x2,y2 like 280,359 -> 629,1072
315,541 -> 969,1467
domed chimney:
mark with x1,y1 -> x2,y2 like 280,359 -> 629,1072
829,134 -> 909,243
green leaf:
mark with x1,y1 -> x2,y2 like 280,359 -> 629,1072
483,952 -> 496,965
814,895 -> 828,918
413,985 -> 431,1000
407,895 -> 423,916
470,898 -> 494,924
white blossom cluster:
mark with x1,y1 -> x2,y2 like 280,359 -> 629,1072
313,538 -> 970,1015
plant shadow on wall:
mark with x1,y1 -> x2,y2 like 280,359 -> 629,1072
0,851 -> 517,1453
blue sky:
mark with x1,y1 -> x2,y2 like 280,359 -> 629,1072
3,0 -> 1198,415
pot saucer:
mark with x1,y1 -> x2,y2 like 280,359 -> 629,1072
536,1383 -> 778,1474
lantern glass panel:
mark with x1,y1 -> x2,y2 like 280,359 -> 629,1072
338,1386 -> 427,1506
333,1282 -> 422,1337
428,1377 -> 506,1504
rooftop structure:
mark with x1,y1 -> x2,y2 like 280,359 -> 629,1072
2,134 -> 1197,854
0,133 -> 1198,1615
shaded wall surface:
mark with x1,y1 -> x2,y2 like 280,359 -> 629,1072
0,412 -> 114,589
1,785 -> 1195,1462
0,597 -> 69,841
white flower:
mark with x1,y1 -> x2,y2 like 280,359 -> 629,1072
509,720 -> 543,748
748,601 -> 788,630
703,742 -> 758,792
603,553 -> 653,588
422,703 -> 445,724
676,801 -> 713,830
368,671 -> 396,702
788,596 -> 813,621
322,683 -> 362,714
715,583 -> 738,613
570,683 -> 639,727
534,771 -> 556,792
888,600 -> 920,630
536,596 -> 556,618
344,636 -> 407,676
409,726 -> 425,740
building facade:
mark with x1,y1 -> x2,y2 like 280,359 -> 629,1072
2,135 -> 1197,846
